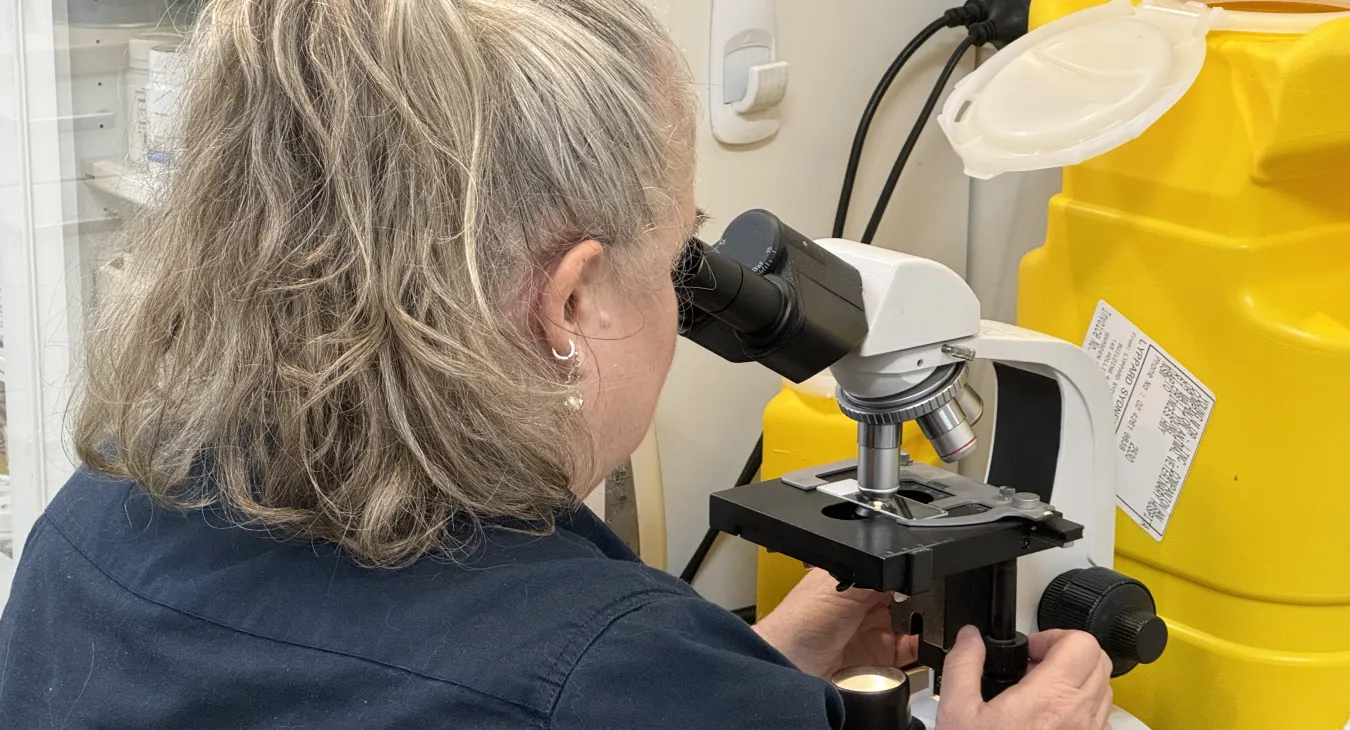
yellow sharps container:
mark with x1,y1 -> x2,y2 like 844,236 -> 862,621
938,0 -> 1350,727
756,374 -> 940,619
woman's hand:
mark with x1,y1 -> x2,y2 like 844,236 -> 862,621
752,569 -> 918,678
938,626 -> 1114,730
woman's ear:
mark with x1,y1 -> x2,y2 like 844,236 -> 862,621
541,240 -> 606,357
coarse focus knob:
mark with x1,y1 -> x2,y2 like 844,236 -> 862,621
1037,567 -> 1168,677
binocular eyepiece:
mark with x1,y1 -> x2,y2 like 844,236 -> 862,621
673,210 -> 868,384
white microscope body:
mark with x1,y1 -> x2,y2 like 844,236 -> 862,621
819,238 -> 1149,729
689,210 -> 1163,729
822,237 -> 1116,618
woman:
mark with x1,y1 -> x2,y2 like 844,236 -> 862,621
0,0 -> 1113,727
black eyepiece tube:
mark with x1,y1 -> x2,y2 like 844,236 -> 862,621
674,210 -> 867,383
676,239 -> 786,336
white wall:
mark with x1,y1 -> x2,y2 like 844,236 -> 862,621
650,0 -> 978,608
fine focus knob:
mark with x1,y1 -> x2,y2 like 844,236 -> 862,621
1109,609 -> 1167,666
1037,567 -> 1168,676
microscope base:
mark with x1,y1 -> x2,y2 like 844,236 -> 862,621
908,687 -> 1152,730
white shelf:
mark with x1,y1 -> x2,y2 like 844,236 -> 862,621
85,159 -> 158,207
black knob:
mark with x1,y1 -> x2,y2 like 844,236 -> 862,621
980,634 -> 1029,701
1037,567 -> 1168,677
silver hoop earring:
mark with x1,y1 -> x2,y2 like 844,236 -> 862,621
552,340 -> 578,362
553,339 -> 584,411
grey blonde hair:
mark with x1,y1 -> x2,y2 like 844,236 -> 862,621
74,0 -> 694,566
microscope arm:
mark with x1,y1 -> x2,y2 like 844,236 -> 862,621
968,321 -> 1118,574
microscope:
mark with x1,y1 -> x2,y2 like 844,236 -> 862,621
677,210 -> 1167,730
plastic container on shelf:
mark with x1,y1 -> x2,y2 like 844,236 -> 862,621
146,43 -> 188,169
755,372 -> 941,619
125,31 -> 181,171
940,1 -> 1350,727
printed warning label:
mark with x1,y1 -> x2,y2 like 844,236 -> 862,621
1082,301 -> 1215,541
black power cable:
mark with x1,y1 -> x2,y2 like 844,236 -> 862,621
860,34 -> 979,246
678,529 -> 719,585
832,16 -> 949,240
833,4 -> 994,240
679,433 -> 763,584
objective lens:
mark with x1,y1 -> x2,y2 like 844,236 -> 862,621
955,385 -> 984,426
917,401 -> 977,462
856,423 -> 901,500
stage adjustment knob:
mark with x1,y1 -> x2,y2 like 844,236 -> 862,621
1037,567 -> 1168,677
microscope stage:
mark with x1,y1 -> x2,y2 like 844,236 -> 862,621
709,478 -> 1082,594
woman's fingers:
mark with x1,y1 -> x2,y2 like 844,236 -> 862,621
1082,652 -> 1114,729
1077,652 -> 1110,697
1093,690 -> 1115,730
858,602 -> 894,631
1025,630 -> 1106,687
938,626 -> 988,710
1027,628 -> 1069,661
895,632 -> 919,666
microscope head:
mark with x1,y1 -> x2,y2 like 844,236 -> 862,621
816,237 -> 981,393
817,238 -> 989,471
675,212 -> 992,474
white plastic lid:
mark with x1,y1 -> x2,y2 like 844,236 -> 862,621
938,0 -> 1350,179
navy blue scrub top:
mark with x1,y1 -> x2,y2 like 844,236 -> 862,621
0,467 -> 844,728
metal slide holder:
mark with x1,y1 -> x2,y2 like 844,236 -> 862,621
782,460 -> 1060,529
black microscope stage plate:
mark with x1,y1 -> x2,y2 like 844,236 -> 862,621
709,479 -> 1083,594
